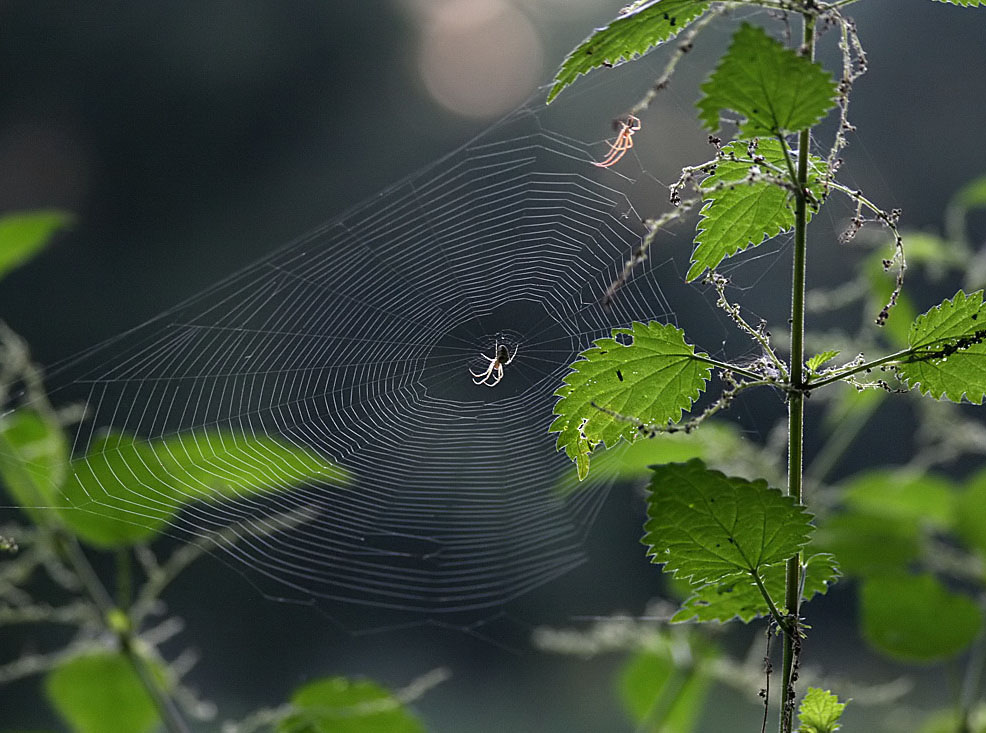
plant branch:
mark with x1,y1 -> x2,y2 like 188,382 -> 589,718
780,11 -> 816,733
52,531 -> 190,733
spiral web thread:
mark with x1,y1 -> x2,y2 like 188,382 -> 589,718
36,101 -> 677,616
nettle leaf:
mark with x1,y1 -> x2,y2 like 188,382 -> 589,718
897,289 -> 986,403
0,209 -> 73,281
547,0 -> 710,103
861,573 -> 982,662
642,459 -> 813,585
931,0 -> 985,6
61,429 -> 349,548
550,322 -> 711,480
806,350 -> 841,374
697,23 -> 838,137
687,139 -> 825,281
277,676 -> 425,733
797,688 -> 847,733
673,552 -> 838,624
45,652 -> 162,733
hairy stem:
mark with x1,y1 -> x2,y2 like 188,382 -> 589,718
780,11 -> 816,733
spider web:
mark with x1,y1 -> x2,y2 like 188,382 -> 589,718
32,94 -> 687,619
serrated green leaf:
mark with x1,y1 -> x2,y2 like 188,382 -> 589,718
687,139 -> 826,281
672,552 -> 839,624
931,0 -> 985,6
0,409 -> 69,525
547,0 -> 710,103
861,573 -> 982,662
812,512 -> 920,578
619,641 -> 714,731
45,652 -> 161,733
898,289 -> 986,403
642,458 -> 813,584
0,210 -> 73,281
697,23 -> 837,137
551,322 -> 711,479
60,429 -> 349,548
806,350 -> 841,374
277,677 -> 425,733
797,688 -> 847,733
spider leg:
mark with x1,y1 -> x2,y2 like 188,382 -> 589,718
593,117 -> 640,169
471,359 -> 495,384
593,133 -> 630,168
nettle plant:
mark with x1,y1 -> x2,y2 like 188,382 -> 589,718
546,1 -> 986,731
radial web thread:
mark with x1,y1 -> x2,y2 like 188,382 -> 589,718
38,102 -> 677,616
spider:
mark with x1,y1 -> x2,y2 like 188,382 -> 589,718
470,340 -> 517,387
593,114 -> 642,168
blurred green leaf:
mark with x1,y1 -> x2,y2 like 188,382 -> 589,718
952,467 -> 986,558
61,429 -> 349,548
672,553 -> 839,624
822,386 -> 884,432
277,677 -> 424,733
0,409 -> 69,524
547,0 -> 710,103
898,289 -> 986,403
619,641 -> 715,732
918,705 -> 986,733
874,232 -> 963,275
688,139 -> 825,281
813,512 -> 920,577
45,652 -> 160,733
842,470 -> 955,530
0,210 -> 73,281
861,573 -> 982,662
953,175 -> 986,208
866,233 -> 965,348
696,23 -> 837,137
797,688 -> 847,733
551,322 -> 711,480
642,459 -> 813,585
557,420 -> 744,489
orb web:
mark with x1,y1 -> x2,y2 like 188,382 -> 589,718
41,101 -> 676,616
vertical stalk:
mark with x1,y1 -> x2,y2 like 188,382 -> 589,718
781,10 -> 816,733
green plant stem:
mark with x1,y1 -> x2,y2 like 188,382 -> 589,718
690,354 -> 767,382
52,531 -> 190,733
780,11 -> 816,733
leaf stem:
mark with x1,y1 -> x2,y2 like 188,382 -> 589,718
780,11 -> 816,733
690,354 -> 767,383
750,568 -> 793,636
52,532 -> 190,733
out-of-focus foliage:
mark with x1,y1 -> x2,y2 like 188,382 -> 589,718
45,652 -> 162,733
276,677 -> 426,733
0,210 -> 73,280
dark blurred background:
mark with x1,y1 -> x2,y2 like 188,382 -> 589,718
0,1 -> 984,730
